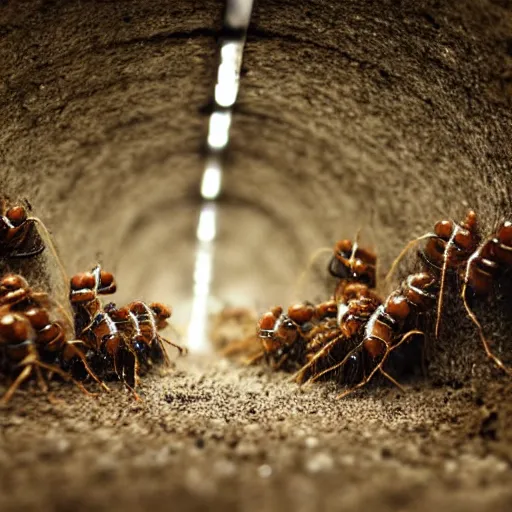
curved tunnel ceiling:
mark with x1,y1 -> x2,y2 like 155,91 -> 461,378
0,0 -> 511,337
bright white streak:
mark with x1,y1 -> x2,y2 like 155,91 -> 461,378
187,203 -> 217,352
224,0 -> 254,29
207,111 -> 232,150
215,41 -> 244,108
200,157 -> 222,200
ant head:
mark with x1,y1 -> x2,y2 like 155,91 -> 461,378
454,229 -> 478,251
0,313 -> 30,342
461,210 -> 477,231
24,307 -> 50,331
70,272 -> 96,291
434,220 -> 454,240
498,221 -> 512,245
258,311 -> 279,332
150,302 -> 172,320
287,303 -> 315,324
5,206 -> 27,227
1,274 -> 29,291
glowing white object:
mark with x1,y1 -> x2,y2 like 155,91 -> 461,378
224,0 -> 254,29
207,111 -> 232,150
215,41 -> 244,108
200,159 -> 222,200
187,204 -> 218,351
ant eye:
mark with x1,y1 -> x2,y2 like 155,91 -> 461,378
328,256 -> 350,279
6,206 -> 27,226
283,319 -> 295,330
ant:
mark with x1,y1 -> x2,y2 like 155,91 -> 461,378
77,300 -> 184,398
305,271 -> 435,398
461,220 -> 512,375
70,265 -> 117,334
388,210 -> 512,376
292,239 -> 381,384
0,307 -> 95,404
0,201 -> 45,259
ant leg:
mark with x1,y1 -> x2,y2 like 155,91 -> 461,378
292,332 -> 343,384
33,362 -> 49,393
272,352 -> 290,371
385,233 -> 436,285
27,216 -> 70,294
291,247 -> 333,302
461,279 -> 512,376
378,329 -> 424,391
304,337 -> 364,385
434,232 -> 456,338
66,341 -> 110,391
1,365 -> 33,404
160,335 -> 187,356
244,350 -> 264,366
336,330 -> 423,399
221,335 -> 259,358
379,368 -> 406,393
336,352 -> 389,400
33,359 -> 99,398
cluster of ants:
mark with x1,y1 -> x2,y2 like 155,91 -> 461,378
222,210 -> 512,398
0,201 -> 184,404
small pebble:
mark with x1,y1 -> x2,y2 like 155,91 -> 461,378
258,464 -> 272,478
304,436 -> 319,449
305,452 -> 334,473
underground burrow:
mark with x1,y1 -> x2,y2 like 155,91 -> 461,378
1,1 -> 512,510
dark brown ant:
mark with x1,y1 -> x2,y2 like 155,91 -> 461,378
0,307 -> 95,404
306,271 -> 436,398
293,286 -> 381,384
0,202 -> 44,259
77,300 -> 184,398
387,210 -> 479,338
388,210 -> 512,376
461,220 -> 512,375
70,265 -> 117,334
292,239 -> 381,384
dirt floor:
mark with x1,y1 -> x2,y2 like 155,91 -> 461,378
1,0 -> 512,511
0,357 -> 511,512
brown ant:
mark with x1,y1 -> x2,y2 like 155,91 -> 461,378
0,202 -> 44,259
292,239 -> 381,384
388,210 -> 512,376
387,210 -> 479,338
0,307 -> 96,404
461,220 -> 512,375
77,300 -> 184,398
70,265 -> 117,334
305,271 -> 435,398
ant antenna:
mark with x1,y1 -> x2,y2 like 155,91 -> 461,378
27,216 -> 69,295
385,233 -> 437,285
291,246 -> 333,301
461,255 -> 512,376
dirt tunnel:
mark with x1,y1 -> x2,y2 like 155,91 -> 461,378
1,1 -> 512,511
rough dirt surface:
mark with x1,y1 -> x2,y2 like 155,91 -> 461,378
1,0 -> 512,511
1,358 -> 512,512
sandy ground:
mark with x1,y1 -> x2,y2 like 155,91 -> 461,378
1,356 -> 511,512
1,0 -> 512,510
